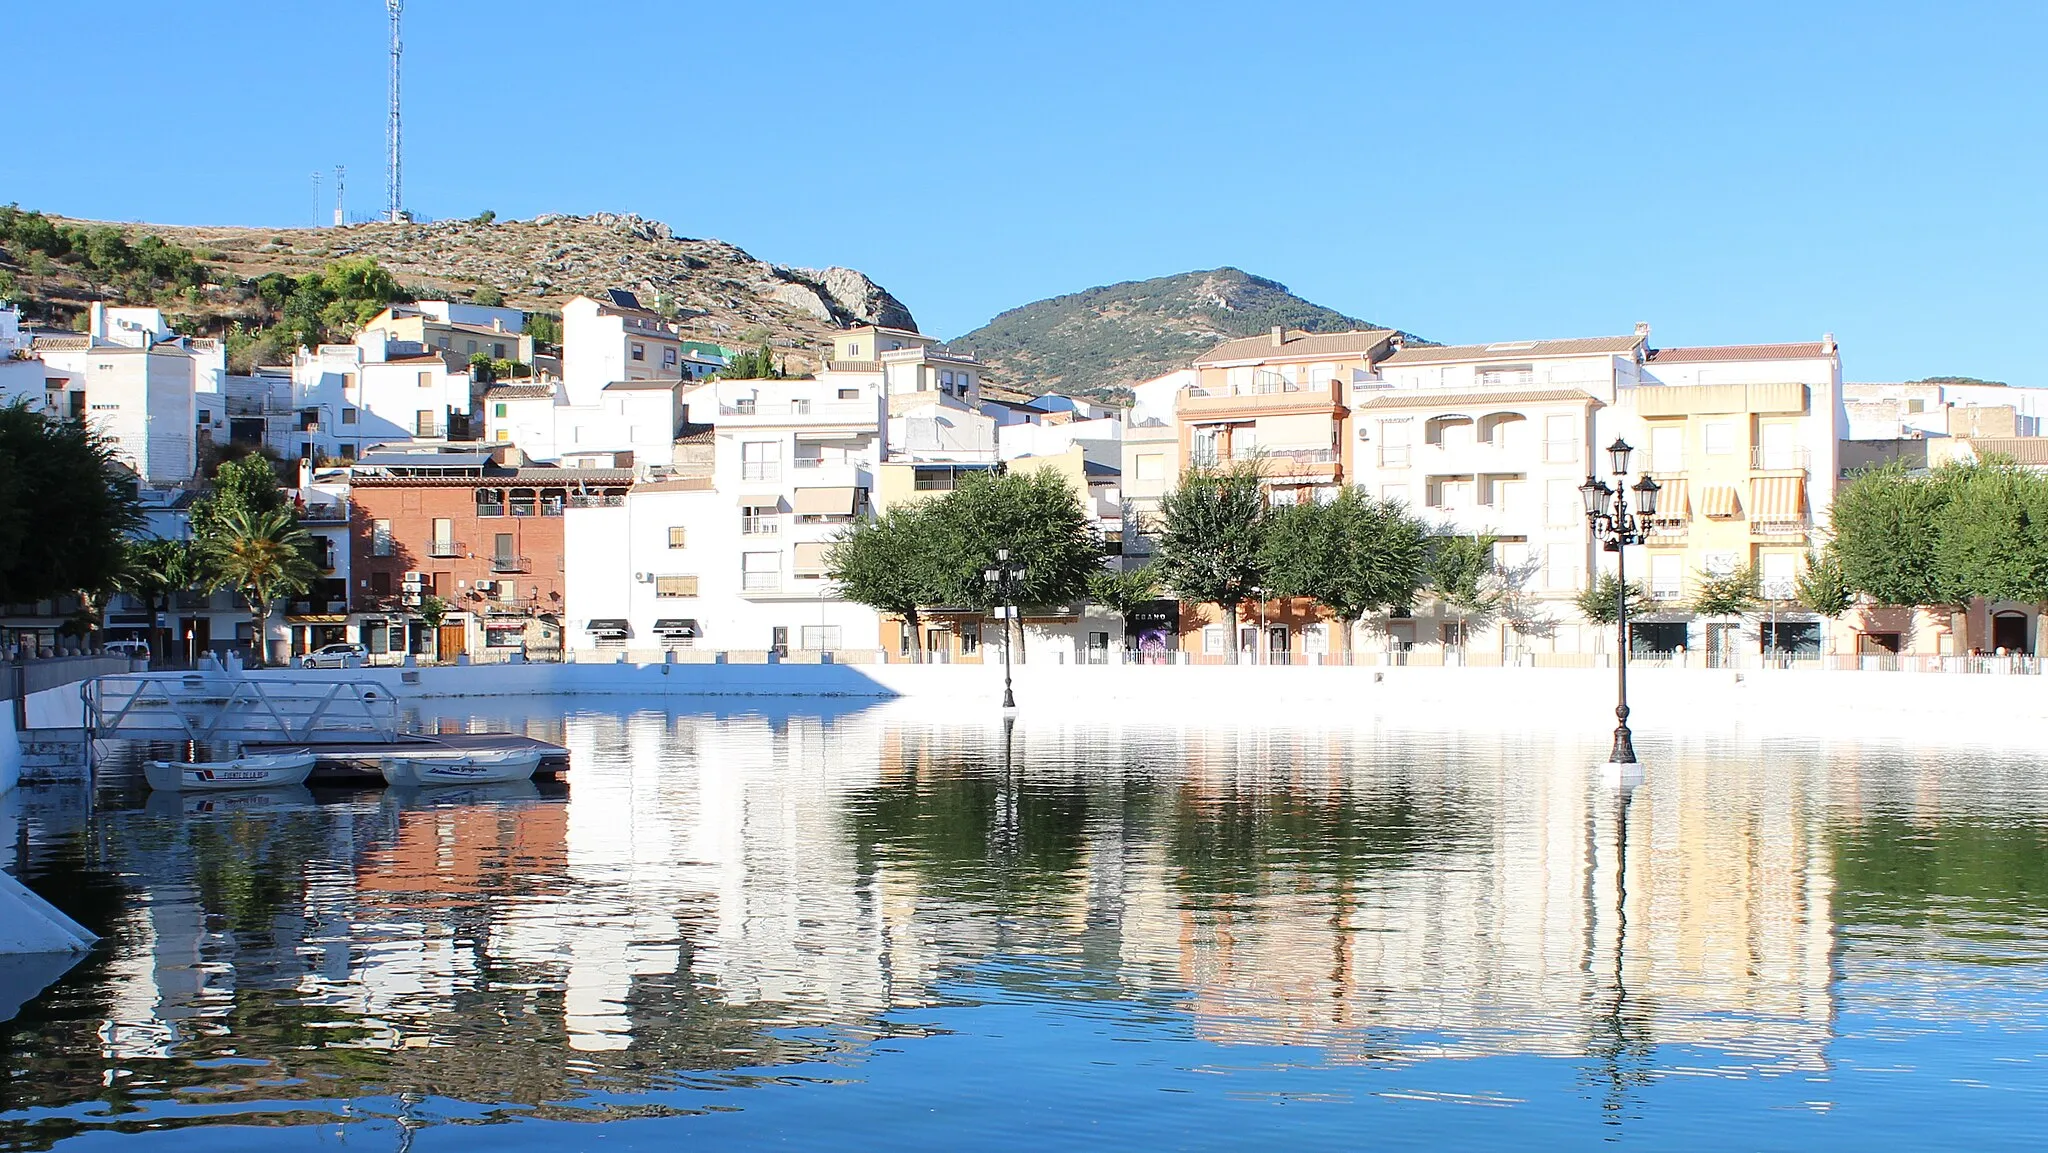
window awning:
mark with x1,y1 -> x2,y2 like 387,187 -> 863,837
736,493 -> 782,508
1700,484 -> 1741,519
652,618 -> 700,637
1749,475 -> 1806,521
1649,475 -> 1688,519
793,541 -> 832,575
793,486 -> 859,515
585,618 -> 630,636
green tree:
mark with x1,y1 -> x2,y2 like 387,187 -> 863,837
828,504 -> 945,661
1575,571 -> 1649,625
1424,533 -> 1501,647
1087,565 -> 1161,645
197,505 -> 317,666
1795,547 -> 1854,617
1691,564 -> 1760,618
926,469 -> 1102,612
526,312 -> 562,348
1259,490 -> 1427,650
471,210 -> 497,226
1830,461 -> 1958,606
1934,463 -> 2048,604
117,537 -> 197,662
469,351 -> 497,383
717,342 -> 785,380
472,284 -> 504,306
1150,463 -> 1268,660
0,400 -> 141,606
191,453 -> 288,540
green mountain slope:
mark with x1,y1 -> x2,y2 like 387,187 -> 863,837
948,267 -> 1420,400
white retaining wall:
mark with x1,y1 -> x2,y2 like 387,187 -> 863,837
216,660 -> 2048,747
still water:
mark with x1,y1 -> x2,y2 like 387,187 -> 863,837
5,703 -> 2048,1150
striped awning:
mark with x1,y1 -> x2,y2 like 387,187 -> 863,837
1649,475 -> 1688,519
1750,475 -> 1806,521
793,486 -> 858,515
1700,484 -> 1741,519
793,541 -> 832,575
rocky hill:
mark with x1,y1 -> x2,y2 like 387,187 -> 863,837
948,268 -> 1422,401
3,211 -> 916,371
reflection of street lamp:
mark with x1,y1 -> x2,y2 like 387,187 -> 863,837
982,548 -> 1027,710
1580,440 -> 1661,767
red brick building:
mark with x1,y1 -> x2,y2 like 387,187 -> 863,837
347,452 -> 631,659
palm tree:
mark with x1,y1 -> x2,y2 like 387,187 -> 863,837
117,537 -> 197,664
198,506 -> 317,667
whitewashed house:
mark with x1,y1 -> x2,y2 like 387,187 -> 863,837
280,328 -> 477,461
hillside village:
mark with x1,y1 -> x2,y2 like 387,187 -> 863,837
6,239 -> 2048,668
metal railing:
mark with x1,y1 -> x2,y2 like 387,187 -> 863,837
490,554 -> 530,573
566,494 -> 623,509
1752,447 -> 1812,471
427,539 -> 463,557
84,673 -> 402,743
741,572 -> 781,593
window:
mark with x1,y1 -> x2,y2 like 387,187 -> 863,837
801,625 -> 842,651
1478,364 -> 1535,388
1704,422 -> 1734,456
494,402 -> 508,418
1545,478 -> 1578,526
838,388 -> 859,400
1907,399 -> 1926,414
198,409 -> 211,424
497,580 -> 516,604
342,372 -> 356,393
1135,453 -> 1166,482
848,343 -> 862,358
416,410 -> 436,437
1203,625 -> 1228,655
961,622 -> 980,654
940,370 -> 954,390
466,340 -> 479,355
493,342 -> 506,359
436,336 -> 450,349
341,408 -> 358,425
1542,544 -> 1577,591
340,443 -> 356,460
495,429 -> 510,442
630,342 -> 645,361
1761,552 -> 1797,599
790,398 -> 811,415
1650,425 -> 1682,473
742,505 -> 779,535
668,526 -> 687,548
1378,419 -> 1411,468
430,519 -> 456,555
418,371 -> 433,388
741,441 -> 779,482
914,467 -> 959,491
1650,554 -> 1683,600
372,519 -> 393,557
1543,415 -> 1576,463
656,575 -> 700,597
663,346 -> 677,365
742,552 -> 779,593
493,532 -> 515,564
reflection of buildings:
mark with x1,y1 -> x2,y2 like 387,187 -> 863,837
16,709 -> 1875,1136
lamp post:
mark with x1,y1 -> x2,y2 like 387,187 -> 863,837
982,547 -> 1027,710
1580,439 -> 1661,767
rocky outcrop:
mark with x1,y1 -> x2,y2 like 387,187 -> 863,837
86,211 -> 921,368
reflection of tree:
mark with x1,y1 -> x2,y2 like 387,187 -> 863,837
1163,786 -> 1464,902
845,754 -> 1096,902
1833,814 -> 2048,947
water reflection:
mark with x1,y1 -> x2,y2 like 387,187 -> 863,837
4,711 -> 2048,1148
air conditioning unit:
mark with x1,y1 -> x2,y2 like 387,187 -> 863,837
1357,426 -> 1372,440
401,570 -> 426,586
635,572 -> 653,583
400,593 -> 423,607
474,580 -> 495,593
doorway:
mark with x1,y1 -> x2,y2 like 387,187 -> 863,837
1992,611 -> 2030,653
437,623 -> 467,662
1266,626 -> 1291,665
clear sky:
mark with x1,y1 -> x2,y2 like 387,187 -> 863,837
6,1 -> 2042,384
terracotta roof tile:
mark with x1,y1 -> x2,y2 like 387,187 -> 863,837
1381,336 -> 1643,365
1647,342 -> 1831,363
1196,329 -> 1399,365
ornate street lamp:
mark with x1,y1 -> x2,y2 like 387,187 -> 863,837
1580,439 -> 1661,767
982,547 -> 1027,710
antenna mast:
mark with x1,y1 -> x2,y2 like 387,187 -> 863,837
334,165 -> 346,226
385,0 -> 404,223
311,170 -> 323,228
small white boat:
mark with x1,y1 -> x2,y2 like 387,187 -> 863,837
144,753 -> 316,792
381,748 -> 545,788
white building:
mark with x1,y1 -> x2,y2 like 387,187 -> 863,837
562,291 -> 692,406
1843,379 -> 2048,441
34,303 -> 205,485
565,373 -> 886,654
280,329 -> 477,461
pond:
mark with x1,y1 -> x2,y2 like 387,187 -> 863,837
5,704 -> 2048,1150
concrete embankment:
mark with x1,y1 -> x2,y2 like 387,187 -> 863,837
126,660 -> 2041,747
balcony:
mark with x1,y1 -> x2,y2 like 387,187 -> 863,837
1177,382 -> 1339,420
741,516 -> 780,537
566,494 -> 623,509
740,462 -> 781,483
742,572 -> 781,594
298,500 -> 349,524
1751,517 -> 1811,540
1751,446 -> 1812,472
427,538 -> 463,558
717,399 -> 878,426
490,554 -> 530,573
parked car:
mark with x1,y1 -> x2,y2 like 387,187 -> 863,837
300,643 -> 367,669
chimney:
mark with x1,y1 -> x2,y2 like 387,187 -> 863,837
1633,321 -> 1650,342
1269,325 -> 1285,349
492,317 -> 504,332
1822,332 -> 1837,356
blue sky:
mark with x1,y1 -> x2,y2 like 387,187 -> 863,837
6,1 -> 2041,383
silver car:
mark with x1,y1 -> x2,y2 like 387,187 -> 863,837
300,642 -> 367,669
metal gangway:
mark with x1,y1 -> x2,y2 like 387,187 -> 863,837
83,673 -> 402,746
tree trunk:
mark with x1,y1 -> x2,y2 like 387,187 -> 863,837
904,608 -> 923,664
246,594 -> 268,668
1220,599 -> 1240,663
